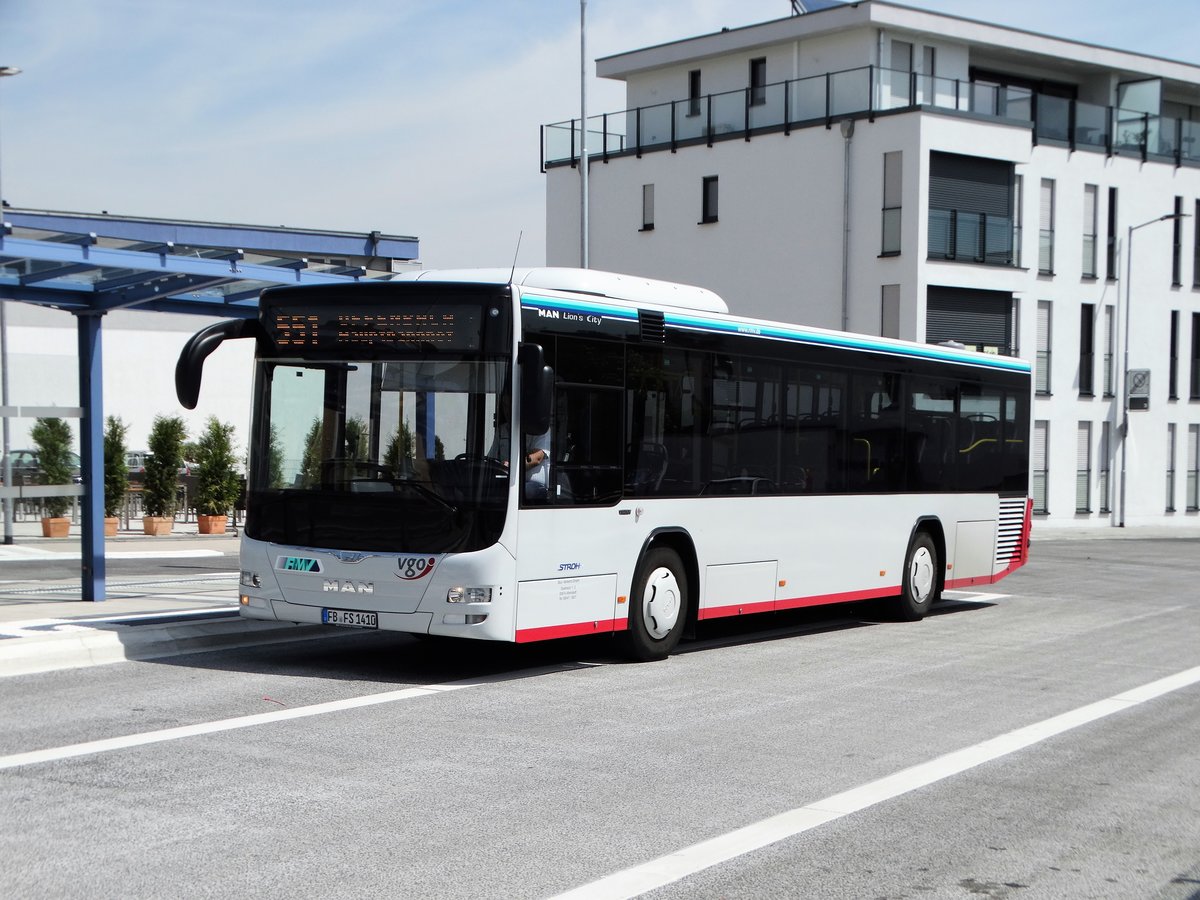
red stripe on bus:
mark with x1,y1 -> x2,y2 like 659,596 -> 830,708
700,586 -> 900,621
515,618 -> 628,643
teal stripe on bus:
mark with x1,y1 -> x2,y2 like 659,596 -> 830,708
521,294 -> 638,320
521,295 -> 1030,374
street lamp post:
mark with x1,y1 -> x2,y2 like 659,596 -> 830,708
1117,211 -> 1190,527
0,65 -> 22,545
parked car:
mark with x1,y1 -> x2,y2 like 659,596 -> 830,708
126,451 -> 196,483
2,449 -> 83,485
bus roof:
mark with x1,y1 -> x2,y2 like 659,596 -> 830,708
396,267 -> 729,313
395,267 -> 1028,375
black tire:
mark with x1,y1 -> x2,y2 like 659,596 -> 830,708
620,547 -> 688,661
895,530 -> 940,621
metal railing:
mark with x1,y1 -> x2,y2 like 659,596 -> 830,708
542,65 -> 1200,169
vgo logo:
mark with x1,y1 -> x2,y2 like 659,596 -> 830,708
397,556 -> 438,580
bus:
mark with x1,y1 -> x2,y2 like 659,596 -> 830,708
176,268 -> 1032,661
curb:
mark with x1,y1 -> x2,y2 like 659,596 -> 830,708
0,617 -> 331,678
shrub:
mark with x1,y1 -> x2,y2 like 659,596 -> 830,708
144,415 -> 187,517
194,417 -> 241,516
30,417 -> 73,519
103,416 -> 130,519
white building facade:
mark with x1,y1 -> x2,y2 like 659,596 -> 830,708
543,0 -> 1200,530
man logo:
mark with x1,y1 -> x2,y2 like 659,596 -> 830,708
322,580 -> 374,594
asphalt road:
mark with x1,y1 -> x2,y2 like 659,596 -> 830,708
2,538 -> 1198,899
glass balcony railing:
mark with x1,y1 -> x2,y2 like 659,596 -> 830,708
927,208 -> 1015,266
541,65 -> 1200,169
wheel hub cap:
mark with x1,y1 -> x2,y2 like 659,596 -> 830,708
642,567 -> 681,640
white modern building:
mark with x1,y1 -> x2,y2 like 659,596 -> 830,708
543,0 -> 1200,529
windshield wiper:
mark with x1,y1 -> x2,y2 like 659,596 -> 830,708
392,476 -> 458,514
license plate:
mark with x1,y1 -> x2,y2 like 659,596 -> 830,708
322,608 -> 378,628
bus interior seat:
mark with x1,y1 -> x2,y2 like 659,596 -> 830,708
627,442 -> 669,494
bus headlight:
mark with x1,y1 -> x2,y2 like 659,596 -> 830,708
447,586 -> 493,604
240,570 -> 261,588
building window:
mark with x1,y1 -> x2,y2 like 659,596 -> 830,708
1098,420 -> 1112,513
1172,196 -> 1184,287
927,152 -> 1015,266
1082,184 -> 1098,278
1079,304 -> 1095,396
1103,305 -> 1115,397
1076,421 -> 1092,513
919,46 -> 936,103
1036,300 -> 1052,395
926,286 -> 1015,354
1194,199 -> 1200,288
1038,178 -> 1055,275
1106,187 -> 1118,281
1191,312 -> 1200,400
1188,425 -> 1200,511
1166,423 -> 1177,512
881,151 -> 902,256
881,284 -> 900,338
1169,310 -> 1180,400
701,176 -> 719,224
687,69 -> 702,117
749,57 -> 767,107
1013,175 -> 1024,268
1033,420 -> 1049,514
641,184 -> 654,232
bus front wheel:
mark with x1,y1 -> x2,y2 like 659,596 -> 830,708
896,531 -> 940,621
621,547 -> 688,662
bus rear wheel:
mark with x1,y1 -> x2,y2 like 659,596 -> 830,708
895,531 -> 940,621
621,547 -> 688,662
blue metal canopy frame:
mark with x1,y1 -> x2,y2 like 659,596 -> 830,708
0,210 -> 419,601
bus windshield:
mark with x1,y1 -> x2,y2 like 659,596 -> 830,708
246,355 -> 511,553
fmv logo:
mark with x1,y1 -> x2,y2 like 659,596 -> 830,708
323,580 -> 374,594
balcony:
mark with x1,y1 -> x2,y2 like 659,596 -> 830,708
927,209 -> 1017,267
542,65 -> 1200,169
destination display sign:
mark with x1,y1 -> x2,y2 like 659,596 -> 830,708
264,304 -> 483,353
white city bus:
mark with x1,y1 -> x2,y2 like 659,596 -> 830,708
177,268 -> 1032,661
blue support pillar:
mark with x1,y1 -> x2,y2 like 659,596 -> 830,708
76,311 -> 106,601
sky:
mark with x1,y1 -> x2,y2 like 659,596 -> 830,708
1,0 -> 1197,270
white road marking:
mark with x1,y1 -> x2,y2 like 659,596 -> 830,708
551,664 -> 1200,900
0,664 -> 586,769
0,684 -> 470,770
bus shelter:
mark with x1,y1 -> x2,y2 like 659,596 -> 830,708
0,209 -> 418,600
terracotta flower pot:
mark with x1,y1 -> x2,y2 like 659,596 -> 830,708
41,516 -> 70,538
104,516 -> 119,537
143,515 -> 173,536
197,514 -> 228,535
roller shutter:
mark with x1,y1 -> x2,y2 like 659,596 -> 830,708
926,286 -> 1014,354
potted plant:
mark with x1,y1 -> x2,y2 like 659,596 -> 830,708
143,415 -> 186,535
30,416 -> 74,538
193,417 -> 241,534
103,416 -> 129,536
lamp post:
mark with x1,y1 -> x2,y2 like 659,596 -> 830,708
1117,210 -> 1189,527
579,0 -> 589,269
0,65 -> 22,545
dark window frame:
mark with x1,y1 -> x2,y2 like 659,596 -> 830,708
1079,303 -> 1095,396
1172,196 -> 1184,287
749,57 -> 767,107
687,69 -> 702,118
1169,310 -> 1180,400
701,175 -> 719,224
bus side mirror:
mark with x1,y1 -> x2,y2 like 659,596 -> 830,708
518,342 -> 553,436
176,318 -> 267,409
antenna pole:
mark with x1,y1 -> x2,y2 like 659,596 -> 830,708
580,0 -> 590,269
